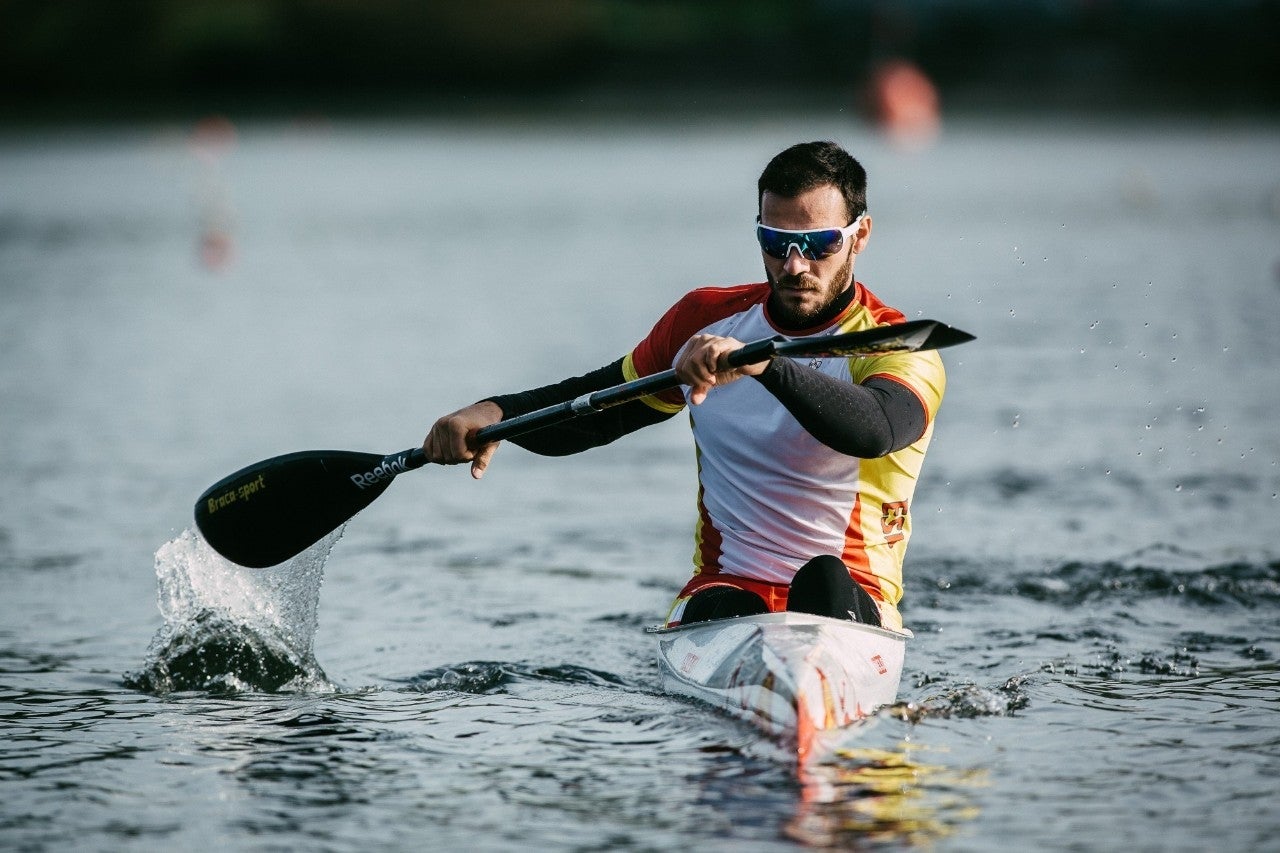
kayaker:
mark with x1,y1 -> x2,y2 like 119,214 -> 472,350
422,141 -> 946,632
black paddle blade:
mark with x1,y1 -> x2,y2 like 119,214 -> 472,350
194,449 -> 410,568
775,319 -> 976,360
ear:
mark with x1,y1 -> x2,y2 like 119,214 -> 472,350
852,215 -> 872,254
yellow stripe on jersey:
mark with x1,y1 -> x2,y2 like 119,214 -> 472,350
833,310 -> 947,633
621,352 -> 687,415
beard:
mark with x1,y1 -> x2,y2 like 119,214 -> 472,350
765,249 -> 856,329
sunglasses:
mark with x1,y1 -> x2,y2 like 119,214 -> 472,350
756,213 -> 865,260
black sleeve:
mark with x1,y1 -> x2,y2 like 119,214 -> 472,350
483,358 -> 677,457
753,358 -> 927,458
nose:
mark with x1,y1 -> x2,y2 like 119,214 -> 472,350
783,245 -> 810,275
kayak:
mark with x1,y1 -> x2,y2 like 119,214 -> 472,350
649,612 -> 911,764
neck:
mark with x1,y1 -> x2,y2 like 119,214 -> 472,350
768,282 -> 857,333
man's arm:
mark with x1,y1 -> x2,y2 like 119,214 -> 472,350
672,334 -> 927,459
423,358 -> 675,478
754,358 -> 927,458
485,359 -> 675,456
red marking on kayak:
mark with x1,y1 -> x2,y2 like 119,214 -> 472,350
796,693 -> 816,768
871,654 -> 888,675
681,652 -> 699,673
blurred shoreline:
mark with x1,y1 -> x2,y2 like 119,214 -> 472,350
3,86 -> 1279,132
2,1 -> 1276,127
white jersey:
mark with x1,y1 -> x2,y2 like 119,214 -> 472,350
624,282 -> 946,630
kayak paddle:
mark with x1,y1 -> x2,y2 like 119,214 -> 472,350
194,318 -> 974,568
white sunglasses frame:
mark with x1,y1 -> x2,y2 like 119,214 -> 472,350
756,213 -> 866,260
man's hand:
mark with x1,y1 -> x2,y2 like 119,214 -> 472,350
422,400 -> 504,479
674,334 -> 769,406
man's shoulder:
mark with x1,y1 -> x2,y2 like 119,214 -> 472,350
844,282 -> 947,415
630,283 -> 770,377
848,281 -> 909,328
673,282 -> 771,319
652,282 -> 771,344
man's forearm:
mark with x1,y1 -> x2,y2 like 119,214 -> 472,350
754,359 -> 926,458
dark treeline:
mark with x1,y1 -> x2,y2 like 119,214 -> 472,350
2,0 -> 1277,118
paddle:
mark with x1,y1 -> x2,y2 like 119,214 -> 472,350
194,318 -> 974,568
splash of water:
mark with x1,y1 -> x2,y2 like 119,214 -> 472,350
400,661 -> 629,695
886,676 -> 1031,723
124,527 -> 338,694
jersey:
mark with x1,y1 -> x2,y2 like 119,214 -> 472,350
624,282 -> 946,630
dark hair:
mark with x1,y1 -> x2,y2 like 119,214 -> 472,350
757,141 -> 867,223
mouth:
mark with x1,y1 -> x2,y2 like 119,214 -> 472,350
778,273 -> 816,287
776,279 -> 819,296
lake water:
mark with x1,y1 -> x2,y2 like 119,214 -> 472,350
2,114 -> 1278,851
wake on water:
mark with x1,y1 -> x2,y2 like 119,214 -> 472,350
124,528 -> 338,694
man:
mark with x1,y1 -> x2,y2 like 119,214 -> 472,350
423,141 -> 945,631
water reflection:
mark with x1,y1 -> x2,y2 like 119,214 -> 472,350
790,742 -> 984,848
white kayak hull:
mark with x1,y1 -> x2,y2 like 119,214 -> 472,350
650,612 -> 911,762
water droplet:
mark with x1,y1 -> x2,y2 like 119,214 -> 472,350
1174,484 -> 1182,492
1089,320 -> 1100,329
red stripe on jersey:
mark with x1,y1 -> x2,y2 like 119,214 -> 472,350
841,493 -> 882,602
693,477 -> 724,576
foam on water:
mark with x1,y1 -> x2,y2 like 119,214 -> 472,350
400,661 -> 630,695
125,528 -> 338,694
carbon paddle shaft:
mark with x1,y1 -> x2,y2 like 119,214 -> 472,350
195,319 -> 974,566
476,318 -> 971,444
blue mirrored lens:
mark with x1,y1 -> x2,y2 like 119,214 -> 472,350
756,226 -> 844,260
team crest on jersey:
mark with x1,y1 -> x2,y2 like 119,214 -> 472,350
881,501 -> 908,545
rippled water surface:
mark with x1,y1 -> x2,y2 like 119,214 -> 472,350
2,116 -> 1278,851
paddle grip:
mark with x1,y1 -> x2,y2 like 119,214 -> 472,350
394,447 -> 429,471
726,338 -> 780,367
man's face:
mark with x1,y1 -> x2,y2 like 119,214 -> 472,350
760,184 -> 871,328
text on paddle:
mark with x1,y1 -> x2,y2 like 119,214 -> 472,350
349,454 -> 410,490
205,474 -> 266,515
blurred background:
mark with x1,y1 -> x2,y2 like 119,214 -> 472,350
2,0 -> 1278,124
2,6 -> 1279,850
